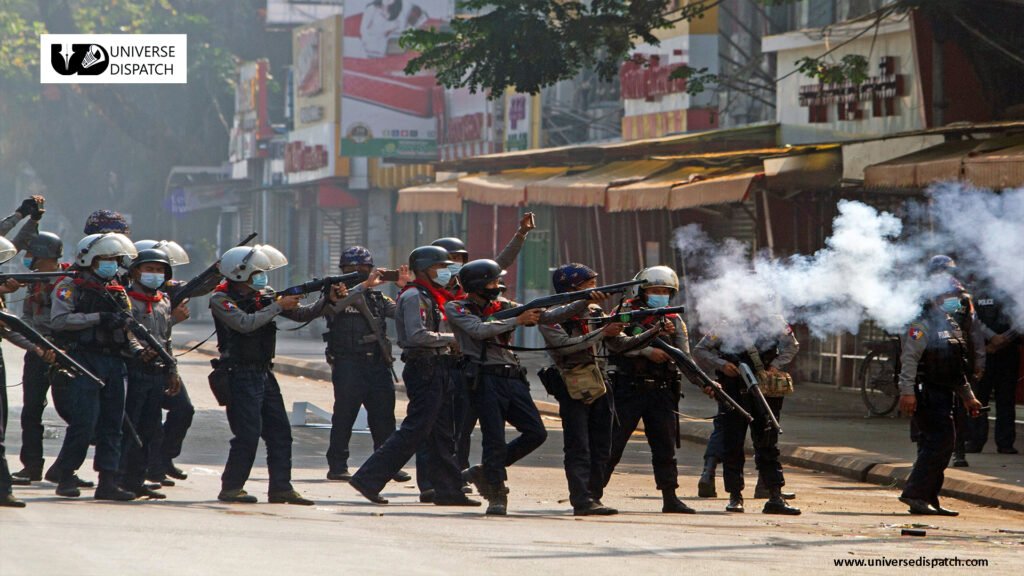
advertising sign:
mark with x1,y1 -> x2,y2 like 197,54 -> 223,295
228,60 -> 272,162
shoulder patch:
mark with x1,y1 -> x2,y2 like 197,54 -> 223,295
221,299 -> 237,311
908,325 -> 925,341
55,285 -> 74,302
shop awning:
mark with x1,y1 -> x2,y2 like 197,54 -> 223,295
525,160 -> 672,207
457,167 -> 569,206
963,143 -> 1024,189
668,168 -> 764,210
863,140 -> 979,188
606,164 -> 731,212
396,180 -> 461,213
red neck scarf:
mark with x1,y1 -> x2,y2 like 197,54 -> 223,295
404,279 -> 456,320
216,280 -> 268,310
127,289 -> 163,313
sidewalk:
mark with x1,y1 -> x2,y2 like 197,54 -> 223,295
174,321 -> 1024,512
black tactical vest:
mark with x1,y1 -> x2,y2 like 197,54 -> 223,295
324,290 -> 388,358
57,279 -> 131,353
214,288 -> 277,366
918,312 -> 969,390
975,294 -> 1012,335
608,299 -> 680,381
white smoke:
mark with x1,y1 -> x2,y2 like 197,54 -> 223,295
674,184 -> 1024,349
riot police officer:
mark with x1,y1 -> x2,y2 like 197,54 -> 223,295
48,233 -> 148,500
348,246 -> 479,507
898,284 -> 983,516
604,266 -> 696,514
210,244 -> 334,505
447,259 -> 589,515
119,248 -> 187,499
11,232 -> 68,485
694,314 -> 801,515
968,285 -> 1019,454
324,246 -> 410,483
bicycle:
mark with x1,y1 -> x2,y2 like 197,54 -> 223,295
859,336 -> 901,417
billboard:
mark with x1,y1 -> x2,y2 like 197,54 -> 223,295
340,0 -> 453,160
292,15 -> 342,130
228,60 -> 272,162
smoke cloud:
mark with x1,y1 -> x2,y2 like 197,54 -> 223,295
673,184 -> 1024,349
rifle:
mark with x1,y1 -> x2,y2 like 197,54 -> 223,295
0,271 -> 78,283
169,232 -> 257,309
95,289 -> 178,371
586,305 -> 686,327
738,363 -> 783,434
351,296 -> 399,383
489,279 -> 647,321
649,339 -> 753,422
271,272 -> 366,298
0,309 -> 145,449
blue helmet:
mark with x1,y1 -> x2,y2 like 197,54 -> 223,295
340,245 -> 374,268
552,263 -> 597,294
927,255 -> 957,275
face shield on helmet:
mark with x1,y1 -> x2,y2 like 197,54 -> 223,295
134,239 -> 190,267
0,236 -> 15,265
219,244 -> 289,282
75,233 -> 137,268
635,266 -> 680,301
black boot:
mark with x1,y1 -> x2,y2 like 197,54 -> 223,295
573,500 -> 618,516
725,492 -> 744,513
697,457 -> 717,498
662,490 -> 696,514
94,472 -> 136,501
11,466 -> 43,485
164,461 -> 188,480
54,469 -> 81,498
762,487 -> 801,515
0,493 -> 26,508
754,479 -> 795,500
485,485 -> 509,516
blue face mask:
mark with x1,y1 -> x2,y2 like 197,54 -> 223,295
940,297 -> 962,314
446,263 -> 463,278
22,257 -> 34,270
139,272 -> 165,290
95,260 -> 119,279
249,272 -> 269,290
646,294 -> 671,308
433,267 -> 452,287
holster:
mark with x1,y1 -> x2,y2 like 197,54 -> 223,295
208,358 -> 232,407
537,366 -> 563,396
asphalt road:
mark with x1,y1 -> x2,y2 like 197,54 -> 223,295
1,344 -> 1023,575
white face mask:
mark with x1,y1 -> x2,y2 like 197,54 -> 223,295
433,267 -> 452,287
139,272 -> 165,290
446,263 -> 463,278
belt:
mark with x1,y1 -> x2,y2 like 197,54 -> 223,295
611,372 -> 670,389
402,348 -> 449,362
479,364 -> 527,380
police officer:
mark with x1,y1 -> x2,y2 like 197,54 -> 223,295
47,233 -> 148,500
324,246 -> 411,483
133,239 -> 198,487
604,266 -> 696,514
539,263 -> 656,516
1,235 -> 57,507
348,246 -> 479,507
694,314 -> 801,515
447,259 -> 589,515
119,248 -> 188,499
968,285 -> 1019,454
83,209 -> 130,236
210,244 -> 333,505
11,232 -> 68,485
898,283 -> 983,516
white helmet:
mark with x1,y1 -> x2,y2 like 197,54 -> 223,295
218,244 -> 288,282
76,233 -> 137,267
0,236 -> 15,265
134,239 -> 190,266
634,266 -> 680,296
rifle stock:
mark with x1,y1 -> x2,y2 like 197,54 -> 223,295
0,310 -> 104,388
650,339 -> 753,422
586,305 -> 686,327
169,232 -> 257,309
738,363 -> 783,434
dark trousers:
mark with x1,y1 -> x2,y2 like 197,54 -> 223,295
326,358 -> 396,473
221,369 -> 293,493
51,351 -> 126,475
719,379 -> 785,494
19,351 -> 52,472
968,350 -> 1019,451
606,379 -> 679,491
121,370 -> 165,490
419,367 -> 470,492
147,380 -> 195,476
903,388 -> 955,503
553,379 -> 611,508
351,358 -> 463,498
703,418 -> 725,462
471,373 -> 548,487
1,353 -> 12,496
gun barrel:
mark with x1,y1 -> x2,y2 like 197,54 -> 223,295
587,305 -> 686,325
274,272 -> 364,297
738,363 -> 782,434
491,279 -> 647,321
650,339 -> 753,422
0,271 -> 77,283
0,310 -> 105,387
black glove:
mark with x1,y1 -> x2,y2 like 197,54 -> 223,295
99,312 -> 127,328
18,197 -> 38,217
30,196 -> 45,221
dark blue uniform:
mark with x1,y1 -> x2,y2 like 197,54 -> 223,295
968,293 -> 1019,453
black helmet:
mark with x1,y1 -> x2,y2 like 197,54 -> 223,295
131,248 -> 173,279
26,231 -> 63,259
431,237 -> 468,257
409,245 -> 453,273
927,254 -> 957,275
459,259 -> 506,293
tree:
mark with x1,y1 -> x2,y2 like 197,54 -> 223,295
401,0 -> 1024,102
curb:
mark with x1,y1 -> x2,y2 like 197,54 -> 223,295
178,341 -> 1024,513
